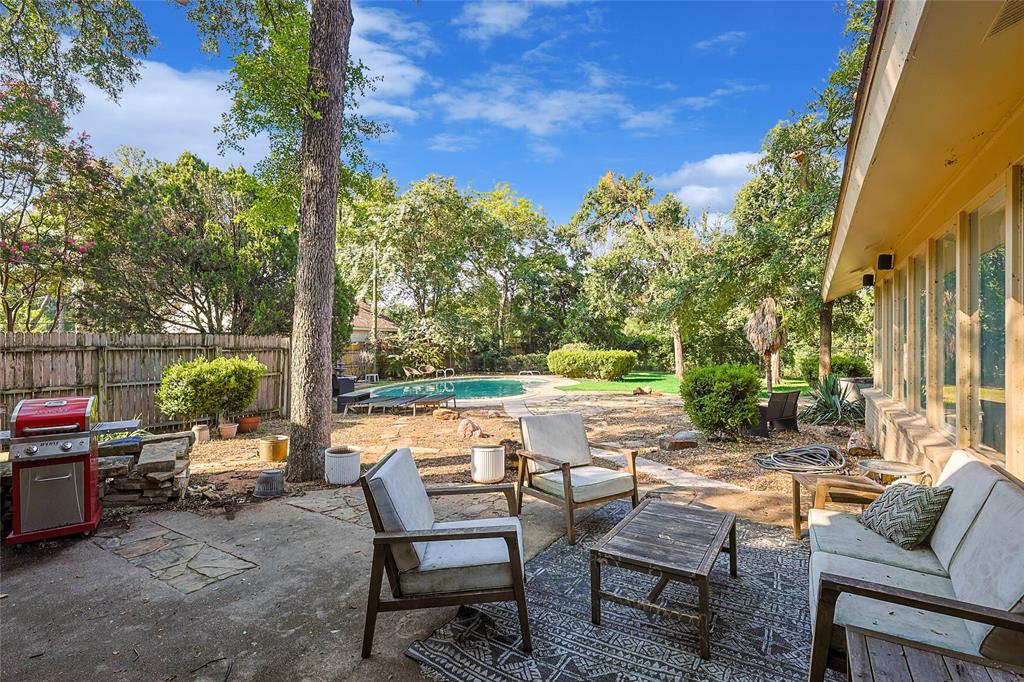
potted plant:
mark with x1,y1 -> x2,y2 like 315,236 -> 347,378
213,356 -> 267,438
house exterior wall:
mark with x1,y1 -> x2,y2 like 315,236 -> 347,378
866,127 -> 1024,479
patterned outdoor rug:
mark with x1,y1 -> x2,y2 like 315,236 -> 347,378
407,500 -> 814,681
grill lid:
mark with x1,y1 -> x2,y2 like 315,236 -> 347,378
11,397 -> 97,438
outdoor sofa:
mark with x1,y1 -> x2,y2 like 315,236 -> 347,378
807,450 -> 1024,679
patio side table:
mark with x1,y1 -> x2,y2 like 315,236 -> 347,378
590,498 -> 737,660
856,459 -> 926,484
790,472 -> 882,539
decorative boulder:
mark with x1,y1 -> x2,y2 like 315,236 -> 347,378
457,418 -> 480,439
433,408 -> 459,421
659,431 -> 699,451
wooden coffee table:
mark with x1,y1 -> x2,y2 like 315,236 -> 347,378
590,498 -> 737,659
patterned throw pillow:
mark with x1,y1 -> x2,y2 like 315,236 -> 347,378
858,483 -> 953,549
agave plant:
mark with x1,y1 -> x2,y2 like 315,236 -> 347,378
799,374 -> 865,426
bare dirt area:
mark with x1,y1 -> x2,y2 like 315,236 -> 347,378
182,393 -> 876,500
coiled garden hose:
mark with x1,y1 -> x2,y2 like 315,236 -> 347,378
752,444 -> 846,474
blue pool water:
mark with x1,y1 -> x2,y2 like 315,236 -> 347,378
373,377 -> 540,400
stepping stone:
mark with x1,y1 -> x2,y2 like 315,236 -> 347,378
159,566 -> 219,594
132,542 -> 204,572
114,535 -> 172,559
187,546 -> 256,579
136,439 -> 187,474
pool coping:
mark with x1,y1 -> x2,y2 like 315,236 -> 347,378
369,374 -> 578,407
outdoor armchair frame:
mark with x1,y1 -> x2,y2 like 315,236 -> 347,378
515,421 -> 654,544
808,572 -> 1024,681
360,451 -> 531,659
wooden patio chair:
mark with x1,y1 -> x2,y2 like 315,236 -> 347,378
748,390 -> 801,437
516,413 -> 649,545
360,448 -> 531,658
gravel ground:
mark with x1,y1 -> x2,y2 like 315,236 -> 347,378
184,394 -> 875,498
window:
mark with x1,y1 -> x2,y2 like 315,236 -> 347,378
896,268 -> 908,402
970,189 -> 1006,454
938,232 -> 957,431
913,255 -> 927,413
881,279 -> 893,396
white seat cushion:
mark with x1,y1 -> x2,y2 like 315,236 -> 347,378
947,480 -> 1024,665
365,448 -> 434,571
398,517 -> 523,596
532,465 -> 634,503
810,551 -> 977,658
520,413 -> 591,473
928,450 -> 1003,569
808,508 -> 947,577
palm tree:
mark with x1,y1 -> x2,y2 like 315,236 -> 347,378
744,297 -> 787,393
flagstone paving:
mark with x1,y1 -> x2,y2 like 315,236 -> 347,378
94,519 -> 256,594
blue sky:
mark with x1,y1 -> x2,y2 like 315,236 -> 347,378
72,1 -> 849,224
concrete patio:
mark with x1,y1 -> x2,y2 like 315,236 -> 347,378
0,476 -> 791,680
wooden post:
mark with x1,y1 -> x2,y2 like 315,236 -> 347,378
1006,166 -> 1023,479
97,339 -> 107,421
956,211 -> 974,449
926,238 -> 943,430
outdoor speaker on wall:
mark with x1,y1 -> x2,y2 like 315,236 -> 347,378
862,273 -> 875,287
877,254 -> 894,270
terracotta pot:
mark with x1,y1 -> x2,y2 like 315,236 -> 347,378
258,435 -> 289,462
218,422 -> 239,439
237,416 -> 261,433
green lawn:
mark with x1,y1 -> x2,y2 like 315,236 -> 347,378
555,371 -> 810,398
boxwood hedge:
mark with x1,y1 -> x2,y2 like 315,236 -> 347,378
546,347 -> 637,381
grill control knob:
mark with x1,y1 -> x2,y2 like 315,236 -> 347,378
60,441 -> 74,451
26,445 -> 38,455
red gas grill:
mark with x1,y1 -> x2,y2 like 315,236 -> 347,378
6,396 -> 103,544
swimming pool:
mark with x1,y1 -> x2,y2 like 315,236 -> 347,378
373,377 -> 542,400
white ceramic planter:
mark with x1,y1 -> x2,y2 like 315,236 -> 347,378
325,445 -> 362,485
191,424 -> 211,444
471,445 -> 505,484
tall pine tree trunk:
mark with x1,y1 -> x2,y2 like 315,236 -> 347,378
671,318 -> 684,379
818,299 -> 834,381
288,0 -> 352,482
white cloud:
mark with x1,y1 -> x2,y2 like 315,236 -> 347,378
70,5 -> 433,166
72,60 -> 268,167
653,151 -> 762,215
454,2 -> 533,44
679,83 -> 763,110
621,108 -> 674,130
693,30 -> 748,55
428,133 -> 479,152
529,141 -> 561,161
432,67 -> 627,136
432,65 -> 681,136
350,5 -> 435,118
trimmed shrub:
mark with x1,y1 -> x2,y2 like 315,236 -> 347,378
156,355 -> 266,423
799,354 -> 871,383
546,347 -> 637,380
679,364 -> 761,438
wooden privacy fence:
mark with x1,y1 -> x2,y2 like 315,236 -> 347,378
0,333 -> 290,431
